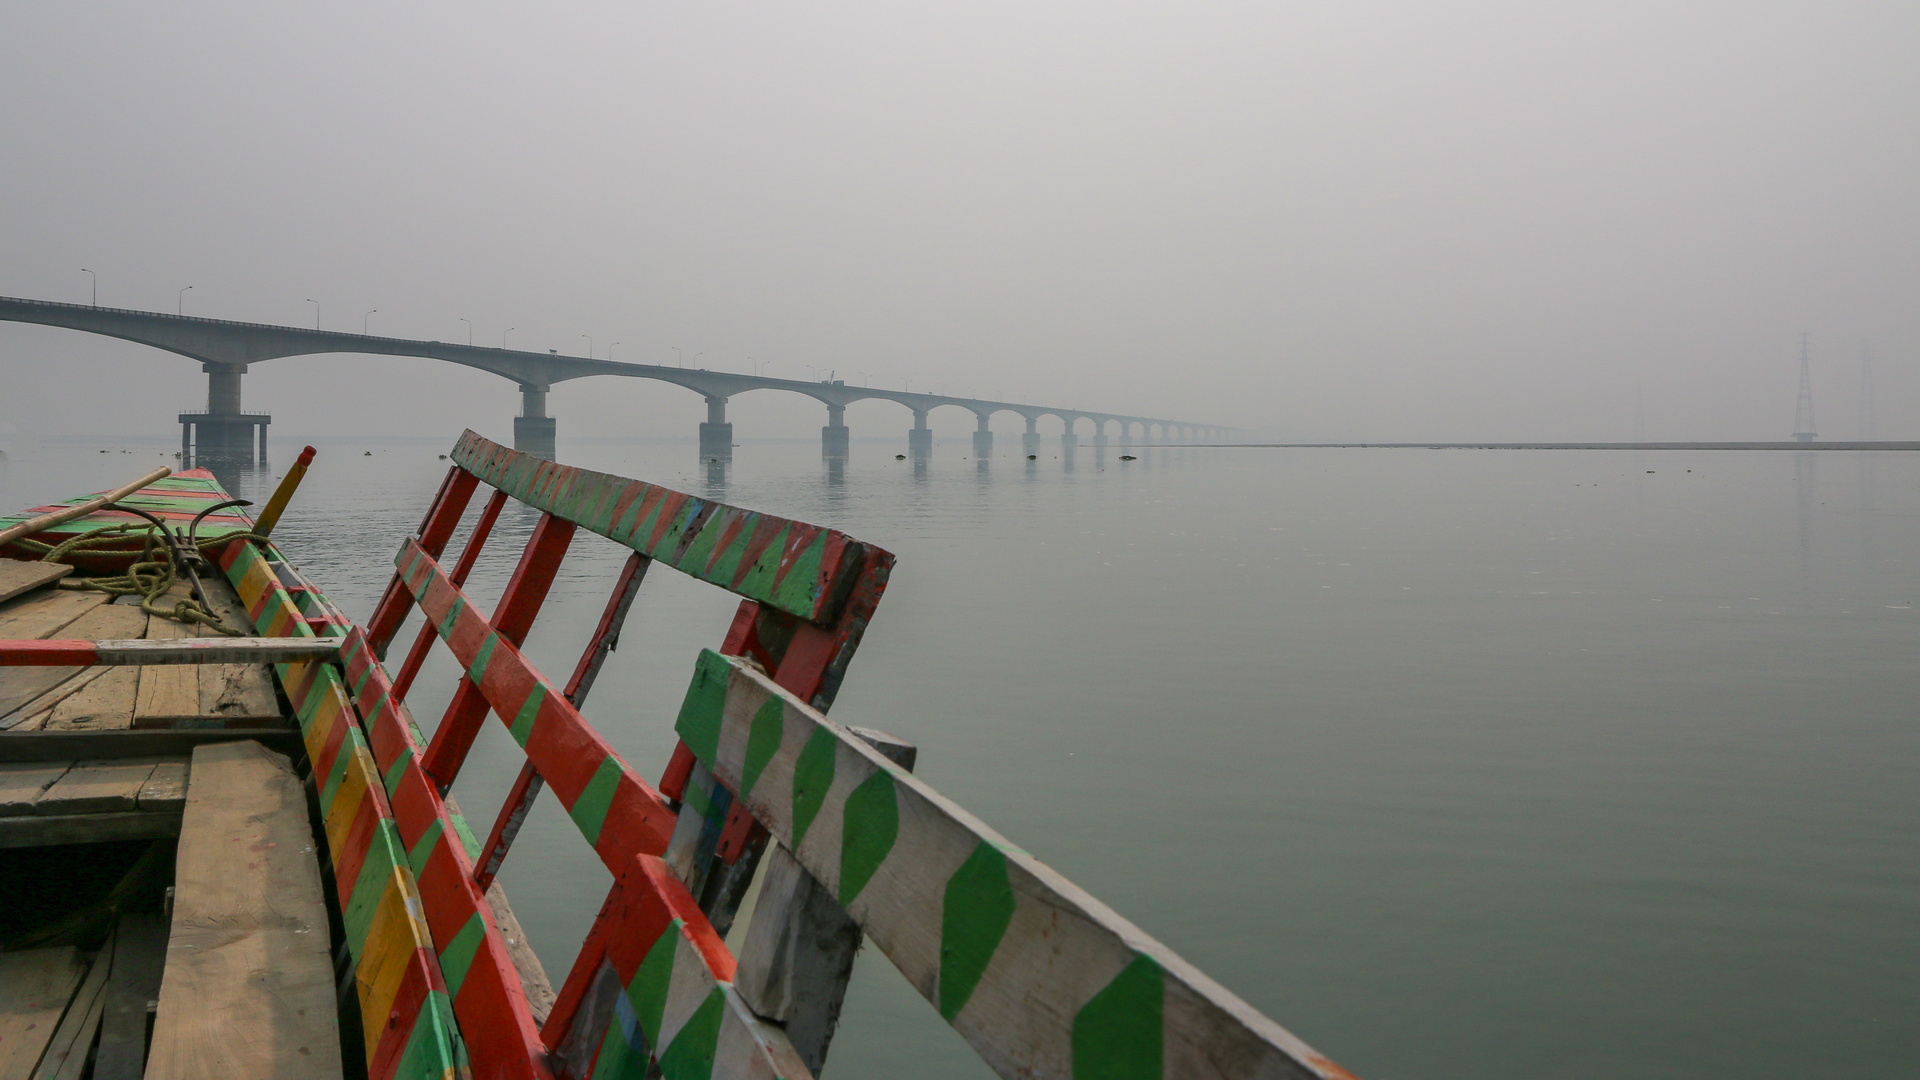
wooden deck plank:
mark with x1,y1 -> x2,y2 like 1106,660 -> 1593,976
146,740 -> 343,1079
0,947 -> 85,1078
0,588 -> 106,639
0,666 -> 115,731
31,927 -> 113,1080
0,811 -> 183,849
0,561 -> 72,605
0,761 -> 71,816
36,758 -> 163,815
0,600 -> 137,717
133,619 -> 198,722
45,667 -> 139,731
136,759 -> 189,811
94,913 -> 168,1080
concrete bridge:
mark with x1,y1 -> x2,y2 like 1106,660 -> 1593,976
0,295 -> 1227,462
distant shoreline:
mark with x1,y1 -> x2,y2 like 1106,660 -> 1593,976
1160,441 -> 1920,451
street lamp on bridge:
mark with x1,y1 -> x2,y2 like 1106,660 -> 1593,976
671,346 -> 682,368
502,327 -> 515,349
459,318 -> 472,345
582,334 -> 593,358
306,299 -> 319,329
363,310 -> 377,334
81,269 -> 96,307
177,286 -> 193,316
610,342 -> 619,361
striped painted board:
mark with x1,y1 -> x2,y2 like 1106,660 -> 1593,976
675,650 -> 1361,1080
391,536 -> 680,869
332,623 -> 589,1080
550,854 -> 813,1080
218,540 -> 473,1080
450,430 -> 881,624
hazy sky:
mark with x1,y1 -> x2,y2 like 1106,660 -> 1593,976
3,1 -> 1915,442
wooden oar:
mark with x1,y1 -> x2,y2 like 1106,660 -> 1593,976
251,445 -> 315,538
0,465 -> 172,550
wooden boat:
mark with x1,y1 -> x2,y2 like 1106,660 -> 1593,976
0,432 -> 1358,1080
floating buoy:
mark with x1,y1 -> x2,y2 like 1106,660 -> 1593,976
1027,454 -> 1038,460
895,454 -> 906,460
1119,454 -> 1137,460
365,451 -> 373,456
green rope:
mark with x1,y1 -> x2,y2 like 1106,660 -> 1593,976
5,523 -> 267,636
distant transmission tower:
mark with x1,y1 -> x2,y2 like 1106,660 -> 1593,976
1791,333 -> 1818,442
1634,382 -> 1646,442
1858,341 -> 1877,441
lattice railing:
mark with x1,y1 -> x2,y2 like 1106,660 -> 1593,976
239,428 -> 1355,1080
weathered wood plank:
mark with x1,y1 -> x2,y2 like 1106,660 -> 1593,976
146,740 -> 343,1079
0,947 -> 85,1078
0,560 -> 71,604
136,759 -> 189,811
0,602 -> 143,717
94,913 -> 168,1080
0,730 -> 301,762
197,661 -> 280,719
35,758 -> 161,815
680,650 -> 1357,1080
30,926 -> 113,1080
0,637 -> 341,667
0,588 -> 107,639
0,666 -> 115,730
45,666 -> 139,730
0,809 -> 183,848
0,761 -> 71,815
485,881 -> 557,1029
133,621 -> 198,721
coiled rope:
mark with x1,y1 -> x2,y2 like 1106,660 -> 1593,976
5,523 -> 266,635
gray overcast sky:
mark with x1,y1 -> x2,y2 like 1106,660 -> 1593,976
2,1 -> 1916,442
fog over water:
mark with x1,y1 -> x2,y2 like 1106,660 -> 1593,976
3,2 -> 1918,442
3,4 -> 1917,1079
3,438 -> 1916,1079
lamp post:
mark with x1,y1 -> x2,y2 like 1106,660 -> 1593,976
363,310 -> 377,334
582,334 -> 593,358
671,346 -> 682,368
805,364 -> 817,382
306,299 -> 319,329
693,352 -> 703,370
81,269 -> 96,307
459,318 -> 472,345
502,327 -> 515,349
610,342 -> 619,361
177,286 -> 193,316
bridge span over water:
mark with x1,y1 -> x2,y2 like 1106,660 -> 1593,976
0,295 -> 1224,462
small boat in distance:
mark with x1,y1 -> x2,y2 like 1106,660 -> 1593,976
0,432 -> 1358,1080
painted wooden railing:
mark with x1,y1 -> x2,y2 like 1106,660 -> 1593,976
233,429 -> 1356,1080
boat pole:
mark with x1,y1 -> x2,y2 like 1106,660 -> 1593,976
0,466 -> 171,550
252,445 -> 317,539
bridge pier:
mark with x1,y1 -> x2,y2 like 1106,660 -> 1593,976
178,363 -> 269,465
908,410 -> 932,459
700,396 -> 733,460
972,414 -> 992,459
823,404 -> 850,460
513,383 -> 557,460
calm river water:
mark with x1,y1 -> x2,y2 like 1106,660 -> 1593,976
4,435 -> 1915,1079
